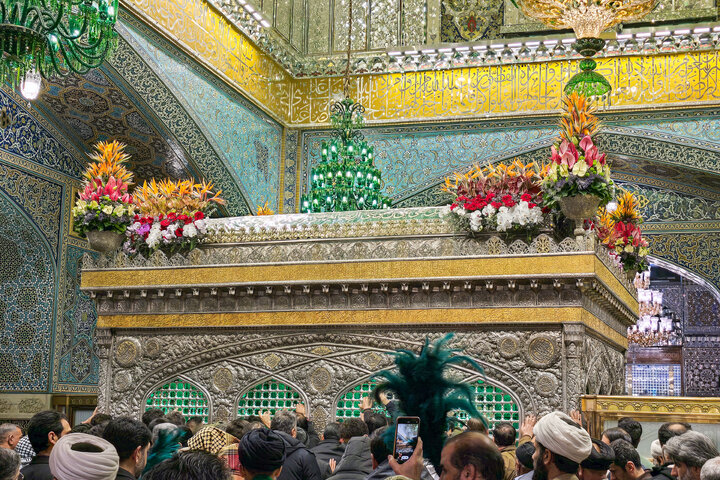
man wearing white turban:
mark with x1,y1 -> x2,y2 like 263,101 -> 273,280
532,412 -> 593,480
49,433 -> 120,480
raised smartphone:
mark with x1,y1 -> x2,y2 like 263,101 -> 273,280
393,416 -> 420,464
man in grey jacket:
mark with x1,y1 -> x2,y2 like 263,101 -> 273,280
327,419 -> 371,480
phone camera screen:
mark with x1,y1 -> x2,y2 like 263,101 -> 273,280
396,422 -> 419,463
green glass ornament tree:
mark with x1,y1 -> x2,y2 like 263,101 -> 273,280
299,0 -> 390,213
300,97 -> 391,213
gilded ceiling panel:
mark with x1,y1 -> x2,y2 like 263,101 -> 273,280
370,0 -> 399,50
291,0 -> 305,50
334,0 -> 369,52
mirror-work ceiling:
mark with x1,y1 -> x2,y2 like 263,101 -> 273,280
248,0 -> 715,56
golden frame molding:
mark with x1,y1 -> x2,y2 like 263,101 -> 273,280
582,395 -> 720,438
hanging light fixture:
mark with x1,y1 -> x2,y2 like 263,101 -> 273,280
300,0 -> 390,213
20,69 -> 41,100
0,0 -> 119,97
512,0 -> 657,97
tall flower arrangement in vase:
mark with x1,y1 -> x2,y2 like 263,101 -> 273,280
125,179 -> 225,257
442,160 -> 547,233
542,93 -> 614,211
72,141 -> 136,237
596,191 -> 649,275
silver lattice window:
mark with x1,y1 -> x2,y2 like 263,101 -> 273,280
238,379 -> 302,416
454,380 -> 520,430
336,378 -> 387,420
145,379 -> 209,421
336,378 -> 519,430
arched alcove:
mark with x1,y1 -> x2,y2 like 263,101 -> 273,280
0,188 -> 56,391
143,375 -> 212,422
236,376 -> 308,417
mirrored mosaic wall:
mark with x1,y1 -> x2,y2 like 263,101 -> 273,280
627,364 -> 682,397
246,0 -> 716,56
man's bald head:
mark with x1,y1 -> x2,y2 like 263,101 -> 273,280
442,431 -> 504,480
659,423 -> 692,446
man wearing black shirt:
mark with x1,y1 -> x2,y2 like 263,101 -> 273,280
21,411 -> 71,480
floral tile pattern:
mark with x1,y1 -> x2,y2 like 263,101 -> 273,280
0,189 -> 55,391
36,68 -> 194,184
123,22 -> 284,212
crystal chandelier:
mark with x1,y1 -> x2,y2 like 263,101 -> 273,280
299,0 -> 390,213
628,279 -> 682,347
628,310 -> 681,347
0,0 -> 119,99
513,0 -> 657,97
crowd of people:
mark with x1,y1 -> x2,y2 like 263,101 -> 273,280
0,401 -> 719,480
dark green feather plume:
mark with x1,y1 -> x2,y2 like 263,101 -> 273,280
372,333 -> 485,468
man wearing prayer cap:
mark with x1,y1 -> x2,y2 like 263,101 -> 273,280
532,412 -> 593,480
515,442 -> 535,480
49,433 -> 120,480
239,427 -> 287,480
579,439 -> 615,480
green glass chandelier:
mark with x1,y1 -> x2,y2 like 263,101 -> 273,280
512,0 -> 657,99
300,97 -> 391,213
299,0 -> 390,214
0,0 -> 119,100
564,37 -> 611,98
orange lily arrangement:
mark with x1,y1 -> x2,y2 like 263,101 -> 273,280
542,93 -> 614,211
125,179 -> 225,256
596,190 -> 649,273
442,159 -> 547,233
73,141 -> 136,236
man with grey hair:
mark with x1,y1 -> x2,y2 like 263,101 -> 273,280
700,457 -> 720,480
0,447 -> 21,480
665,432 -> 719,480
271,409 -> 323,480
0,425 -> 22,450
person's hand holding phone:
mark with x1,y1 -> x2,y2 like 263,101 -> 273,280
389,437 -> 424,480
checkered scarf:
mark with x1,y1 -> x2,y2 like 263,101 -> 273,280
187,427 -> 238,456
219,443 -> 241,474
16,435 -> 35,467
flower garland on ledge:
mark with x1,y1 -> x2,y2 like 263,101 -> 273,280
125,179 -> 225,257
596,191 -> 649,274
442,160 -> 548,233
73,141 -> 136,236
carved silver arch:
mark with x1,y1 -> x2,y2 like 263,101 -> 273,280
140,373 -> 214,421
234,374 -> 311,416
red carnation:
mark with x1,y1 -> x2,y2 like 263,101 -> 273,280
161,219 -> 171,228
175,228 -> 183,238
491,201 -> 502,209
194,211 -> 205,220
521,193 -> 532,202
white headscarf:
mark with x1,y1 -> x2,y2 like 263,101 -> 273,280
50,433 -> 119,480
533,411 -> 592,464
650,439 -> 663,459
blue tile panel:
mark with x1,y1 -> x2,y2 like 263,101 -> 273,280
123,23 -> 284,212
